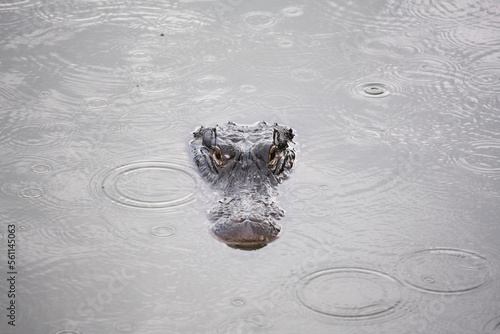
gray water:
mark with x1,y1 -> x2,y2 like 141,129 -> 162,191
1,1 -> 499,333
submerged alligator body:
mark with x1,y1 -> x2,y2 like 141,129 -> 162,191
190,121 -> 296,249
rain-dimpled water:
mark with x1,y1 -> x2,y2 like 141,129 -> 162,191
1,1 -> 499,333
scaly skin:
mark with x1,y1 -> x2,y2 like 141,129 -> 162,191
190,121 -> 296,249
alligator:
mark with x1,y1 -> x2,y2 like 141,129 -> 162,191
190,121 -> 296,249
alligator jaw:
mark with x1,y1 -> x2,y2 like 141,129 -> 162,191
209,218 -> 282,250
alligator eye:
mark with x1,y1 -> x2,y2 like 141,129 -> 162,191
213,145 -> 224,166
268,145 -> 279,166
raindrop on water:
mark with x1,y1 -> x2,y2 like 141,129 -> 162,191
150,226 -> 176,238
231,297 -> 246,306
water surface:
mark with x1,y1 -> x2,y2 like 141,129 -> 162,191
1,1 -> 499,333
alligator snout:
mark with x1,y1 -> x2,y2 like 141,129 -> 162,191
210,216 -> 282,249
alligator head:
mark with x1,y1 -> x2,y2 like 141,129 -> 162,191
190,121 -> 296,249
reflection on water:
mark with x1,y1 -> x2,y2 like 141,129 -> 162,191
1,0 -> 499,333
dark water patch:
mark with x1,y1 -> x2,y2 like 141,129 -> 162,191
95,161 -> 197,209
397,248 -> 492,294
296,267 -> 404,319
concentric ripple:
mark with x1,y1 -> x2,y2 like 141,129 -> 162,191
156,10 -> 212,34
401,0 -> 487,23
30,214 -> 118,252
359,83 -> 390,97
1,179 -> 46,199
397,248 -> 491,293
349,80 -> 403,99
466,64 -> 500,93
0,123 -> 76,150
209,312 -> 273,334
296,268 -> 404,318
115,322 -> 136,332
30,164 -> 52,174
254,92 -> 301,111
55,330 -> 81,334
483,316 -> 500,334
453,141 -> 500,176
150,225 -> 176,238
386,55 -> 461,84
190,75 -> 230,94
99,161 -> 197,209
83,97 -> 110,109
281,6 -> 304,17
242,11 -> 278,30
